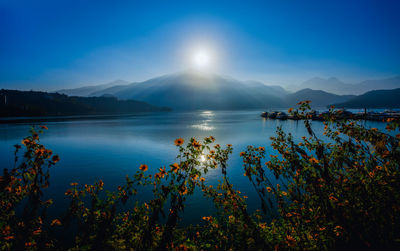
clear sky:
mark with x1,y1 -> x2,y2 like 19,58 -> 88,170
0,0 -> 399,90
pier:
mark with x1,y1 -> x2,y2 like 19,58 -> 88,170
260,110 -> 400,122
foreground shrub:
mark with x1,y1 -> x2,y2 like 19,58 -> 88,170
1,103 -> 400,250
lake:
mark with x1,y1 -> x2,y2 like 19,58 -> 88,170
0,110 -> 387,224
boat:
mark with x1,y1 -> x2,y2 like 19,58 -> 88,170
276,112 -> 288,120
268,112 -> 278,119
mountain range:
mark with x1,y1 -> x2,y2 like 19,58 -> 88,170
53,72 -> 400,110
58,72 -> 375,110
333,88 -> 400,108
287,76 -> 400,95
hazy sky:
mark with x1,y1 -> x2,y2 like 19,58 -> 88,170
1,0 -> 399,90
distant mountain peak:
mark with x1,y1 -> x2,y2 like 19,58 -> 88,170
81,72 -> 291,110
327,77 -> 342,82
293,75 -> 400,95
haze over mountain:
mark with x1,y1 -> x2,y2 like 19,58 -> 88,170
288,76 -> 400,95
57,72 -> 367,110
59,72 -> 290,110
57,80 -> 130,97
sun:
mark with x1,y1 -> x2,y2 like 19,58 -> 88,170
192,48 -> 212,69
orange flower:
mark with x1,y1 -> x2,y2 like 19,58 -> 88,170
286,235 -> 296,247
288,108 -> 293,113
158,167 -> 167,178
329,195 -> 338,202
2,225 -> 11,235
179,185 -> 188,195
4,236 -> 14,241
226,144 -> 232,147
170,163 -> 180,173
40,125 -> 48,130
200,177 -> 205,182
334,225 -> 343,236
209,136 -> 216,142
139,164 -> 148,172
258,147 -> 265,151
214,144 -> 220,149
70,182 -> 78,186
240,152 -> 245,156
25,242 -> 33,247
52,155 -> 60,163
174,138 -> 184,146
368,171 -> 375,178
51,219 -> 62,226
35,148 -> 45,156
33,229 -> 42,235
21,138 -> 31,146
202,216 -> 211,221
309,157 -> 319,164
266,187 -> 272,193
31,133 -> 39,141
192,140 -> 201,149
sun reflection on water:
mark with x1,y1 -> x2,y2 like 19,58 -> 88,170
191,110 -> 215,131
191,124 -> 215,131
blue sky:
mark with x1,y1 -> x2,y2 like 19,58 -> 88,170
0,0 -> 399,90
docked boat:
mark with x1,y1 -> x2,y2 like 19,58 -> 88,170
276,112 -> 288,120
268,112 -> 278,119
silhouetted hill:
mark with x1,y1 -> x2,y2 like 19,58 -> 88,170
0,89 -> 170,117
333,88 -> 400,108
285,89 -> 355,107
88,72 -> 288,110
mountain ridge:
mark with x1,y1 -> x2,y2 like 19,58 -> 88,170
54,72 -> 400,110
86,72 -> 289,110
285,88 -> 355,107
288,76 -> 400,95
333,88 -> 400,108
57,80 -> 130,97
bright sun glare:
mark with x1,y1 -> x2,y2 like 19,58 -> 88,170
192,49 -> 211,69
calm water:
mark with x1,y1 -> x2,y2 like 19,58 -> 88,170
0,110 -> 387,224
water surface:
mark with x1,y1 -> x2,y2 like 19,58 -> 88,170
0,110 -> 387,224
